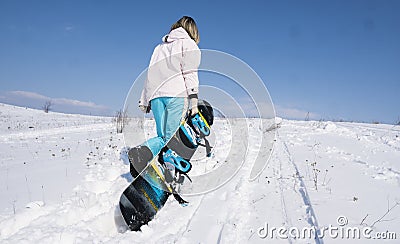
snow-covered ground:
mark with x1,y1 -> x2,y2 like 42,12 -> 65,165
0,103 -> 399,243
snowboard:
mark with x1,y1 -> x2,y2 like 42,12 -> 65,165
119,100 -> 213,231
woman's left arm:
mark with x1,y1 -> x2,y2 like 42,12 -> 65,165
181,40 -> 201,114
181,40 -> 201,97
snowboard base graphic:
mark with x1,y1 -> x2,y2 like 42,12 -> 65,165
119,159 -> 171,231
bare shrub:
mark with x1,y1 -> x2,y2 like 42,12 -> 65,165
305,112 -> 310,121
43,100 -> 52,113
115,109 -> 128,133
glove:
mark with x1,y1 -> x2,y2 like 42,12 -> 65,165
189,96 -> 198,116
139,105 -> 151,113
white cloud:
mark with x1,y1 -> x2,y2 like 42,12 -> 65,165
65,26 -> 74,32
275,105 -> 320,120
10,90 -> 48,100
55,98 -> 108,110
0,90 -> 112,116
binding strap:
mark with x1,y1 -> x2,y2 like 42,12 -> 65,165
197,138 -> 213,157
173,193 -> 189,205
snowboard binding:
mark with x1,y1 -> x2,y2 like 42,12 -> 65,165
162,148 -> 192,173
190,113 -> 210,137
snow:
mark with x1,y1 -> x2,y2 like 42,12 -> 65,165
0,103 -> 399,243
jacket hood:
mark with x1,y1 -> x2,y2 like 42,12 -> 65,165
163,27 -> 191,43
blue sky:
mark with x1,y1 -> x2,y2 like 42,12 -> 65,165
0,0 -> 399,123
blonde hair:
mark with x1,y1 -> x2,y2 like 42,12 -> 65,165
170,16 -> 200,44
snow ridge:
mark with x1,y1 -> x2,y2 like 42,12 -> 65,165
1,104 -> 399,243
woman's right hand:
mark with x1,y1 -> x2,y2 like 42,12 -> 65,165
139,105 -> 151,113
189,96 -> 198,116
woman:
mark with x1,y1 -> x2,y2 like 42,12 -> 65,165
130,16 -> 201,176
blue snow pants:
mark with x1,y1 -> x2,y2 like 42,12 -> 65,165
143,97 -> 186,156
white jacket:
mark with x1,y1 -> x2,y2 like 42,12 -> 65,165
139,27 -> 201,107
